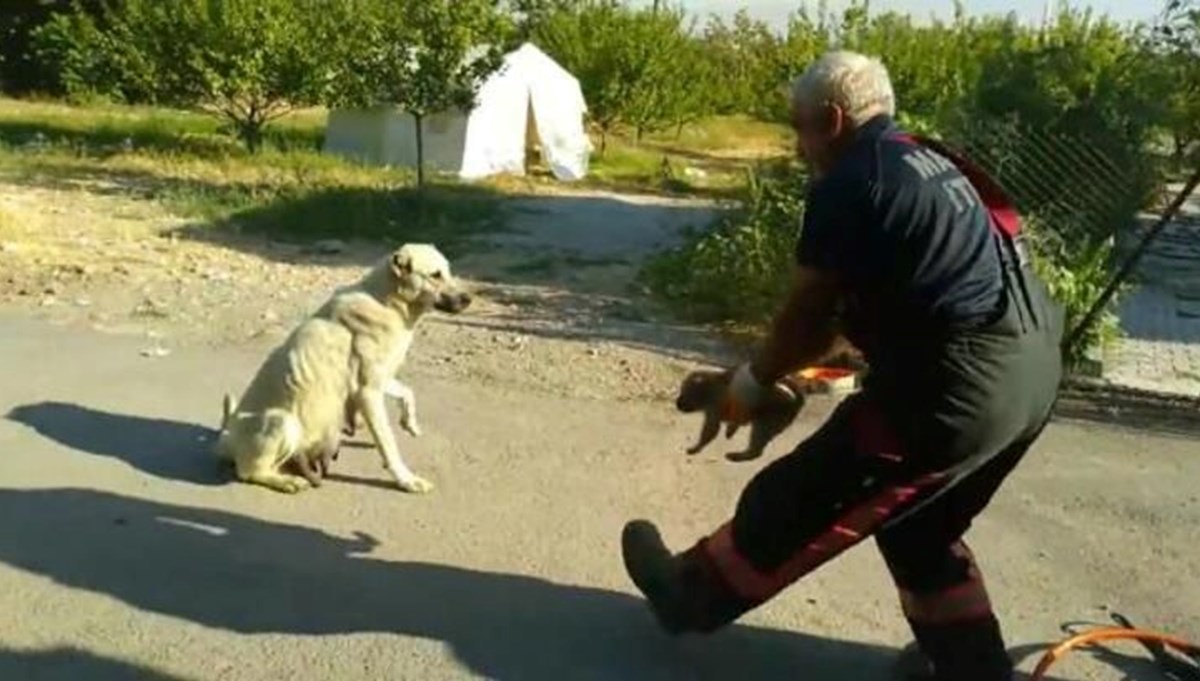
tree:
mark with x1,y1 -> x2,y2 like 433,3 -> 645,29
534,1 -> 708,151
693,6 -> 772,122
34,0 -> 337,152
1,1 -> 106,95
326,0 -> 508,186
619,5 -> 710,142
1154,0 -> 1200,163
532,1 -> 627,153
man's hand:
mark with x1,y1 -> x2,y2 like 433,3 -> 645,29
752,265 -> 842,384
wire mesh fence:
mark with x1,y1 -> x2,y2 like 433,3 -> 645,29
947,116 -> 1162,252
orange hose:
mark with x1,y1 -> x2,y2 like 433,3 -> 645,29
1029,626 -> 1199,680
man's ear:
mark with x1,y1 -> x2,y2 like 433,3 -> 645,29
827,103 -> 847,139
390,250 -> 412,277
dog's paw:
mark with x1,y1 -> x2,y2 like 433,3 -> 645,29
686,444 -> 704,455
279,476 -> 313,494
400,419 -> 423,438
724,450 -> 762,463
398,475 -> 435,494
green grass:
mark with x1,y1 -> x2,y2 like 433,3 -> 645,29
0,98 -> 505,252
579,116 -> 791,199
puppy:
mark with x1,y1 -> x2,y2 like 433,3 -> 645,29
215,244 -> 471,494
294,379 -> 419,486
675,369 -> 806,462
289,434 -> 335,487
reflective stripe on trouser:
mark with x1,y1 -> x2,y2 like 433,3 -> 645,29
885,542 -> 1012,681
664,395 -> 951,629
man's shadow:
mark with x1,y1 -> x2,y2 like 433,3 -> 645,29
0,647 -> 188,681
6,402 -> 225,485
0,487 -> 904,680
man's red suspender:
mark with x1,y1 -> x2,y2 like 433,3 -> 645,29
889,133 -> 1022,239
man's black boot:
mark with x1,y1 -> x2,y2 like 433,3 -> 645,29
621,520 -> 690,634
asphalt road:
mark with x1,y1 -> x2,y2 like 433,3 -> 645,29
1,315 -> 1197,681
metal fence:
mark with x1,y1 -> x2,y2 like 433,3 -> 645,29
947,116 -> 1161,253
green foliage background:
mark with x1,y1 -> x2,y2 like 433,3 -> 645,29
5,0 -> 1197,365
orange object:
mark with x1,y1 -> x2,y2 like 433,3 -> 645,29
797,367 -> 856,382
1029,626 -> 1199,680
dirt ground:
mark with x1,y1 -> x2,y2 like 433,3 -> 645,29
0,177 -> 725,402
1,177 -> 1198,681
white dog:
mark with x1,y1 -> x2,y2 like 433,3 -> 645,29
215,244 -> 471,494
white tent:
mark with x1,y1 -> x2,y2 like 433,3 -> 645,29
322,43 -> 591,181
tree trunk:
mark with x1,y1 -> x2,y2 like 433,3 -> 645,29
414,114 -> 425,187
674,120 -> 685,140
237,117 -> 264,154
599,128 -> 608,156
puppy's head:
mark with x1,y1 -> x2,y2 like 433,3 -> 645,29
389,243 -> 472,314
675,370 -> 726,412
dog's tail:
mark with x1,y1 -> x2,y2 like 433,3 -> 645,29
221,393 -> 236,431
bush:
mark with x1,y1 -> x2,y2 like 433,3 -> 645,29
1026,218 -> 1125,369
641,160 -> 804,324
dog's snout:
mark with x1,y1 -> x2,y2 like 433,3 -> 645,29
434,290 -> 472,314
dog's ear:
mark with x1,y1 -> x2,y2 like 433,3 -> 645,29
390,250 -> 413,278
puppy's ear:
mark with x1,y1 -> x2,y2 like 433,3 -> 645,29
390,250 -> 412,278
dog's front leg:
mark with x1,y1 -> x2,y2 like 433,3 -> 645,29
356,386 -> 433,494
385,378 -> 421,437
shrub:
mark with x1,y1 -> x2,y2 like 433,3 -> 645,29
641,160 -> 804,325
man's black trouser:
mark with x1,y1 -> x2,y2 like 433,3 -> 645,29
664,259 -> 1064,681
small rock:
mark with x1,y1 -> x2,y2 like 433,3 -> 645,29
587,347 -> 600,357
133,298 -> 169,318
39,296 -> 58,307
261,309 -> 279,323
75,298 -> 92,307
140,346 -> 171,358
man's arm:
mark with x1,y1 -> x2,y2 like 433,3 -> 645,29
749,264 -> 841,384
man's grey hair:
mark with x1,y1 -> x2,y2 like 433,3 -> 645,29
790,50 -> 896,126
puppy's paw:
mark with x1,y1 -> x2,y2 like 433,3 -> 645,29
725,449 -> 762,463
398,475 -> 435,494
686,444 -> 704,455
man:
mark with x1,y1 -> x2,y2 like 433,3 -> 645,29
621,51 -> 1064,681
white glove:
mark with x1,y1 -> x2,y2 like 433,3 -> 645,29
724,363 -> 770,422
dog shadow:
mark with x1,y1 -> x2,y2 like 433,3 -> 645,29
5,402 -> 225,486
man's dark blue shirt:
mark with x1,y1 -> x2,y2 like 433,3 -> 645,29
795,115 -> 1005,363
